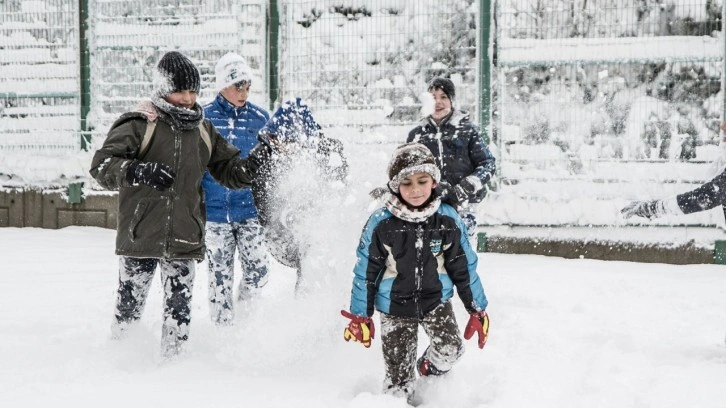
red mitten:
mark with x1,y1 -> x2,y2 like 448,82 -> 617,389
463,310 -> 489,349
340,310 -> 375,348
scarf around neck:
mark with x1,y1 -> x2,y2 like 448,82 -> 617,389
385,193 -> 441,223
151,96 -> 204,130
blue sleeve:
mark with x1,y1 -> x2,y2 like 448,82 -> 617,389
439,205 -> 488,312
467,125 -> 496,186
349,210 -> 389,317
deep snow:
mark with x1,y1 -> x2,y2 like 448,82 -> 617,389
1,226 -> 725,408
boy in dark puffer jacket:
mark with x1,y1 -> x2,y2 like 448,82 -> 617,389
407,77 -> 496,235
341,143 -> 489,402
89,51 -> 268,358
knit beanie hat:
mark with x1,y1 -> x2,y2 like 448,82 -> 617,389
428,77 -> 456,102
387,143 -> 441,193
153,51 -> 200,97
215,52 -> 252,92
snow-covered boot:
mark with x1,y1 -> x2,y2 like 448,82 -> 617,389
417,347 -> 449,377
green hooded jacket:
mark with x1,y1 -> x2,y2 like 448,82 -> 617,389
90,110 -> 260,260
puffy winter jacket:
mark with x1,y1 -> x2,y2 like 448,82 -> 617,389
202,95 -> 270,223
676,168 -> 726,214
349,202 -> 487,319
407,110 -> 496,203
89,108 -> 262,260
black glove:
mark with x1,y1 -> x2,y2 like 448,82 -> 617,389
436,181 -> 458,205
455,175 -> 482,202
369,187 -> 389,199
247,143 -> 272,177
126,160 -> 176,191
620,200 -> 666,220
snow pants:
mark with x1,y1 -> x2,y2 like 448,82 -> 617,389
380,301 -> 464,396
205,219 -> 269,325
113,256 -> 195,357
459,203 -> 478,238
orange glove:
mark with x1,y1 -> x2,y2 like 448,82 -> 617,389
340,310 -> 375,348
463,310 -> 489,349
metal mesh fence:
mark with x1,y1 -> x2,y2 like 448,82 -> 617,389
278,0 -> 481,127
88,0 -> 268,137
492,0 -> 725,226
0,0 -> 81,154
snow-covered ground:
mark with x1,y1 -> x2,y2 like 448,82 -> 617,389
1,226 -> 725,408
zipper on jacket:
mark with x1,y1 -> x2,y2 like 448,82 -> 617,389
163,124 -> 181,258
414,224 -> 424,318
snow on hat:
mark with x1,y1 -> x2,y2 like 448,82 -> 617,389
387,143 -> 441,193
153,51 -> 200,97
215,52 -> 252,92
428,77 -> 456,101
259,97 -> 321,145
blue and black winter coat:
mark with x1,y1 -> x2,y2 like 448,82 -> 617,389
202,95 -> 270,223
407,110 -> 496,204
349,200 -> 487,319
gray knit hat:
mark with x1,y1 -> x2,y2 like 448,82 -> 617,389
153,51 -> 200,96
387,143 -> 441,193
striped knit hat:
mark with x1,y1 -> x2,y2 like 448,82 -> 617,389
387,143 -> 441,193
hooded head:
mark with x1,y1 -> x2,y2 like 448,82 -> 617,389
259,97 -> 321,146
153,51 -> 200,97
387,143 -> 441,194
215,52 -> 252,92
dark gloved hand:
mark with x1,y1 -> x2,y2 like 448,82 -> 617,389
463,310 -> 489,349
369,187 -> 389,200
620,200 -> 665,220
126,161 -> 175,191
341,310 -> 375,348
436,181 -> 458,205
454,175 -> 482,203
247,143 -> 272,177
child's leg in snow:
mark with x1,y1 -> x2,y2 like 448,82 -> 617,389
159,259 -> 195,357
205,222 -> 236,324
114,256 -> 157,330
235,218 -> 270,300
380,313 -> 418,397
420,301 -> 464,372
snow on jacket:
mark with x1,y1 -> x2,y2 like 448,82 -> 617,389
89,109 -> 260,260
676,168 -> 726,214
349,198 -> 487,319
202,95 -> 270,223
407,110 -> 496,203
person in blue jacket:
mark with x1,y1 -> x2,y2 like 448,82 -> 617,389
202,52 -> 270,325
341,143 -> 489,402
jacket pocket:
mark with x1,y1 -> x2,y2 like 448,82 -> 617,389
128,200 -> 150,241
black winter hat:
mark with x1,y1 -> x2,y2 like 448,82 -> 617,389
154,51 -> 201,96
387,143 -> 441,193
428,77 -> 456,101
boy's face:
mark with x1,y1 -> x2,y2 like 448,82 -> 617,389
165,90 -> 198,109
220,81 -> 250,107
430,88 -> 452,121
399,172 -> 436,207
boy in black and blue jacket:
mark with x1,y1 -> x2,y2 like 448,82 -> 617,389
341,143 -> 489,401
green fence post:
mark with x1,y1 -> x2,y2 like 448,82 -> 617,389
268,0 -> 279,110
477,232 -> 488,253
715,240 -> 726,264
79,0 -> 91,151
67,182 -> 84,204
479,0 -> 491,145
